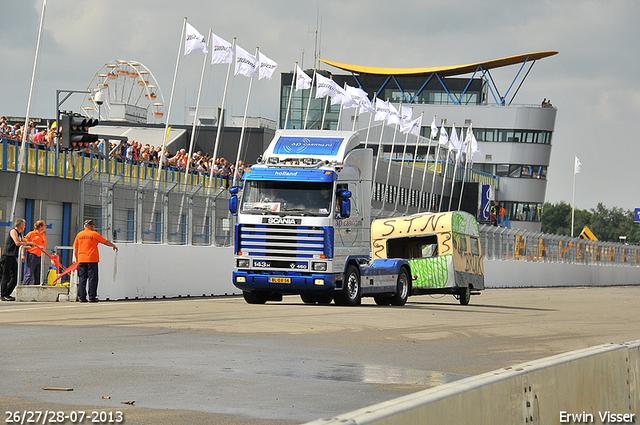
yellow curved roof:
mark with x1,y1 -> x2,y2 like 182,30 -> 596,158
319,51 -> 558,76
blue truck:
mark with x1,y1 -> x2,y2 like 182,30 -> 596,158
229,130 -> 411,306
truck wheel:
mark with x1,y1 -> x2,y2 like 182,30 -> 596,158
300,294 -> 316,304
243,291 -> 268,304
391,268 -> 410,306
458,286 -> 471,305
335,265 -> 361,306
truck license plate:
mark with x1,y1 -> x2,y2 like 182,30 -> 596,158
270,277 -> 291,284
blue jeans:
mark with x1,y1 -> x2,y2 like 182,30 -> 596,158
78,262 -> 99,301
23,252 -> 42,285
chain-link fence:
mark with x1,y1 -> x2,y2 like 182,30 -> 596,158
80,170 -> 235,246
480,225 -> 640,266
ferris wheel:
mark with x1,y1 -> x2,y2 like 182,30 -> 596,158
81,60 -> 166,124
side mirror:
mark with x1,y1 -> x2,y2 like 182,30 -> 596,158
337,189 -> 352,218
229,185 -> 241,215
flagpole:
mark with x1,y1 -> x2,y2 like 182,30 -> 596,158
283,61 -> 297,130
430,121 -> 443,211
381,104 -> 400,214
336,82 -> 346,131
439,124 -> 453,212
182,29 -> 211,190
571,155 -> 577,237
233,47 -> 259,187
363,91 -> 376,148
10,0 -> 46,223
448,126 -> 461,211
156,17 -> 187,183
418,115 -> 436,213
394,110 -> 411,212
405,111 -> 424,213
371,122 -> 385,193
458,125 -> 473,211
303,69 -> 317,129
208,37 -> 236,190
320,75 -> 334,130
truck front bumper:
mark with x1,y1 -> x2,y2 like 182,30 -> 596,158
233,271 -> 340,294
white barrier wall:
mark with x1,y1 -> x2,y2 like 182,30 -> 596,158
94,245 -> 640,300
304,339 -> 640,425
484,260 -> 640,288
96,244 -> 238,300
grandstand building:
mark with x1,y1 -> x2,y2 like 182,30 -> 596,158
279,51 -> 558,231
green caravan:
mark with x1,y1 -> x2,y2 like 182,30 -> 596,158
370,211 -> 485,305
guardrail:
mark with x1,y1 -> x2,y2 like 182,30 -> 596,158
480,225 -> 640,267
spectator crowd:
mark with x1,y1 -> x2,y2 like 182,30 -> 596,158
1,115 -> 246,180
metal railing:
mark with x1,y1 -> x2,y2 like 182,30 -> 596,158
80,170 -> 235,247
480,225 -> 640,266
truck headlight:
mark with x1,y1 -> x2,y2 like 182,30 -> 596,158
236,276 -> 246,283
312,262 -> 327,271
237,259 -> 250,268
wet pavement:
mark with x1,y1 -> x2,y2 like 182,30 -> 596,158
1,287 -> 640,424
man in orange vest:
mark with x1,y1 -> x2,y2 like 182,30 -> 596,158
73,220 -> 118,303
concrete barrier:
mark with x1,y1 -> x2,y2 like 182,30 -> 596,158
304,340 -> 640,425
96,243 -> 237,300
15,285 -> 68,302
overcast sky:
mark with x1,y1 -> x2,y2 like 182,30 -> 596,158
2,0 -> 640,211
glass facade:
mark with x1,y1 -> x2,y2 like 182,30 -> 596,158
474,163 -> 548,180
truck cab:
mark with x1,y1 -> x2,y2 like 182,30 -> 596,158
230,129 -> 409,306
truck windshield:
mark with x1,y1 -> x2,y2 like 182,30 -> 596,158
241,181 -> 334,216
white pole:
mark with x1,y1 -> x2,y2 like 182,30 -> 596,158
156,17 -> 187,183
208,37 -> 236,190
362,93 -> 376,148
182,29 -> 211,189
283,61 -> 297,130
418,115 -> 436,213
371,122 -> 385,193
394,119 -> 411,212
448,126 -> 461,211
10,0 -> 46,223
381,108 -> 400,214
233,47 -> 258,187
405,111 -> 424,213
458,125 -> 473,211
430,122 -> 443,211
571,155 -> 577,237
336,82 -> 346,131
303,69 -> 317,129
439,125 -> 453,212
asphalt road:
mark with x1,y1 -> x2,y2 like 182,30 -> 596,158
1,286 -> 640,424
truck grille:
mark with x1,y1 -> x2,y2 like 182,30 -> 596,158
237,224 -> 330,258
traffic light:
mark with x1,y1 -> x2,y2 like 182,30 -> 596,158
59,112 -> 99,151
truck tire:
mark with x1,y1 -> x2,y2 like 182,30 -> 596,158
243,291 -> 268,304
391,268 -> 410,306
458,286 -> 471,305
335,265 -> 361,306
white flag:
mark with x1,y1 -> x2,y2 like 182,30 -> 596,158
400,105 -> 412,122
210,33 -> 233,64
235,45 -> 258,78
574,156 -> 581,174
258,52 -> 278,80
185,23 -> 208,55
387,103 -> 400,126
409,115 -> 423,136
374,98 -> 389,122
430,117 -> 438,140
401,114 -> 421,135
345,85 -> 372,114
331,85 -> 358,108
449,124 -> 461,163
315,73 -> 339,99
438,123 -> 449,146
468,126 -> 481,165
295,65 -> 312,91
